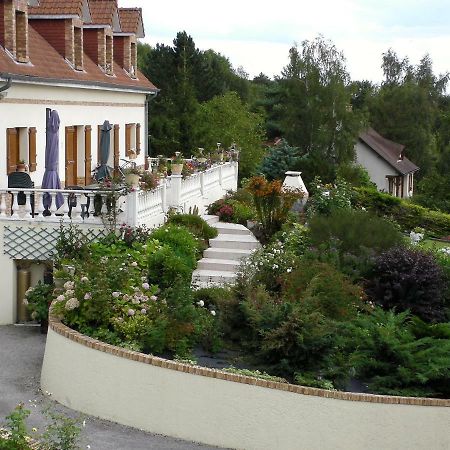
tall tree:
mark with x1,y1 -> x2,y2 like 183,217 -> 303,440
276,36 -> 364,180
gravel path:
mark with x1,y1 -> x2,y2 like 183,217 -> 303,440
0,325 -> 224,450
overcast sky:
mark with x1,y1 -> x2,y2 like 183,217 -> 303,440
120,0 -> 450,83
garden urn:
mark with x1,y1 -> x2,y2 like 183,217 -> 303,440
282,171 -> 309,207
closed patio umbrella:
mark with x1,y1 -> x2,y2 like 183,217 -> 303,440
42,109 -> 63,210
95,120 -> 113,181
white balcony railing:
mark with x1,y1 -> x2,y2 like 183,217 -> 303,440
0,162 -> 238,229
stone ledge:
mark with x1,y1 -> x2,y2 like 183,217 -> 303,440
48,313 -> 450,407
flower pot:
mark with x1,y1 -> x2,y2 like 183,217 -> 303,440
53,278 -> 65,289
171,163 -> 183,175
125,173 -> 140,187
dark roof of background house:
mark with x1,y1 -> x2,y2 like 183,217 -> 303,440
0,23 -> 157,92
359,128 -> 419,175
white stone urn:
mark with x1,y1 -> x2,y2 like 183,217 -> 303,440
282,171 -> 309,208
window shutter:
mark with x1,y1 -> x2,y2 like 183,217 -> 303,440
136,123 -> 141,155
85,125 -> 92,185
28,127 -> 37,172
6,128 -> 19,175
114,124 -> 120,171
125,123 -> 132,156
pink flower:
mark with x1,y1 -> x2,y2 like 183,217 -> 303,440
84,293 -> 92,300
142,283 -> 150,290
112,292 -> 120,298
127,309 -> 135,316
150,295 -> 157,302
141,308 -> 147,315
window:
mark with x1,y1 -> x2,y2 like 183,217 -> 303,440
6,127 -> 37,174
125,123 -> 141,157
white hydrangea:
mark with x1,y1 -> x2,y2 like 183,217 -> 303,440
65,298 -> 80,311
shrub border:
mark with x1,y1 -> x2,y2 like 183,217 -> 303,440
48,313 -> 449,407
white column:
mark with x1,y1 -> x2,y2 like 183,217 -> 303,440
168,175 -> 182,210
126,190 -> 139,227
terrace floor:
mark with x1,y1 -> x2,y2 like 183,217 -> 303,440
0,325 -> 223,450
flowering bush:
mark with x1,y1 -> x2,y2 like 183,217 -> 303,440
24,281 -> 53,323
307,176 -> 352,217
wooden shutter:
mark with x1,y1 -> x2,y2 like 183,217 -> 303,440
136,123 -> 141,155
125,123 -> 132,156
65,126 -> 76,187
6,128 -> 19,175
28,127 -> 37,172
84,125 -> 92,185
114,124 -> 120,172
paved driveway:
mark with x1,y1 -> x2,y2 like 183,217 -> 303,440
0,325 -> 223,450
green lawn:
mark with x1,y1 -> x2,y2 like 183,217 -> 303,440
421,239 -> 449,250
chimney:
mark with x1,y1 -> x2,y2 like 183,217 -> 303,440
0,0 -> 29,63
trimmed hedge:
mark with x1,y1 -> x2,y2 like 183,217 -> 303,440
352,188 -> 450,238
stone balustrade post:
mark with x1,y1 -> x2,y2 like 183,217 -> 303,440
168,174 -> 182,210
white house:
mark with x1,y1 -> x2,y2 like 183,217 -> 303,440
0,0 -> 157,186
0,0 -> 239,325
355,128 -> 419,198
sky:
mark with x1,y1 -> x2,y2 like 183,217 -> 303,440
119,0 -> 450,83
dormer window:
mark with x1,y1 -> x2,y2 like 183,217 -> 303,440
74,26 -> 83,70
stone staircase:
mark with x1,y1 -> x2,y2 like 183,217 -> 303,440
192,215 -> 260,287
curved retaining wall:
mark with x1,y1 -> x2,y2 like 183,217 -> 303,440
41,317 -> 450,450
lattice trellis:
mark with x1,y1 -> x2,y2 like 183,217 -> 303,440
4,226 -> 106,260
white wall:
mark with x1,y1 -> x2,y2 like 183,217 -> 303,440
41,327 -> 450,450
0,82 -> 148,188
355,141 -> 399,192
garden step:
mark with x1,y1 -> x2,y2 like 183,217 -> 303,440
212,222 -> 253,236
202,214 -> 219,224
197,258 -> 241,272
209,234 -> 260,251
203,247 -> 253,261
192,269 -> 237,284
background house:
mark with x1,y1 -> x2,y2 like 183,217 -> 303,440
0,0 -> 157,188
355,128 -> 419,198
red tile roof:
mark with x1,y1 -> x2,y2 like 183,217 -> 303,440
89,0 -> 117,27
359,128 -> 419,175
0,23 -> 157,92
118,8 -> 143,36
28,0 -> 85,17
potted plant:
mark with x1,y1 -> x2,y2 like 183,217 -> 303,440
195,148 -> 207,163
123,167 -> 141,187
140,171 -> 159,191
16,159 -> 27,172
24,281 -> 54,333
171,152 -> 184,175
53,269 -> 71,289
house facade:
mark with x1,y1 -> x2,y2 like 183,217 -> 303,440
355,128 -> 419,198
0,0 -> 157,188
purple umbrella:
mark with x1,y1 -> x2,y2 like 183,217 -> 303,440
42,109 -> 63,210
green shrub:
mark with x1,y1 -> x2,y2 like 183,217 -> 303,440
353,187 -> 450,238
166,214 -> 218,240
333,309 -> 450,398
308,209 -> 404,257
307,176 -> 352,217
336,163 -> 375,189
259,140 -> 302,181
366,247 -> 448,323
207,198 -> 255,225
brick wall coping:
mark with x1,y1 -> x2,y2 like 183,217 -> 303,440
48,314 -> 450,407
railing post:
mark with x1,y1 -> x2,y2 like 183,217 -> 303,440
126,190 -> 139,227
233,162 -> 238,191
168,174 -> 182,211
200,172 -> 205,197
161,179 -> 167,212
218,165 -> 223,192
